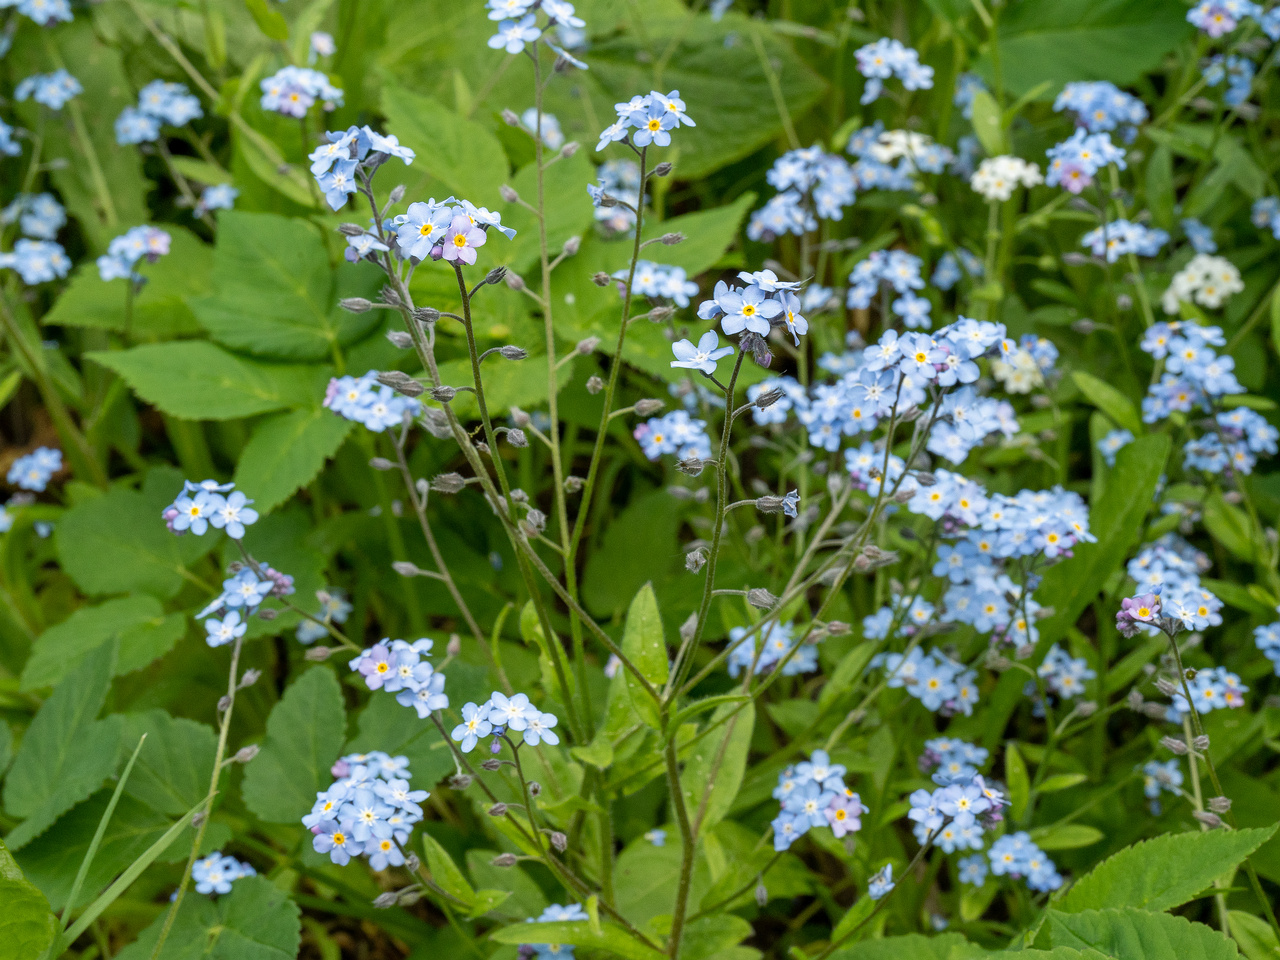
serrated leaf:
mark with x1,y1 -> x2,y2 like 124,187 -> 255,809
1050,908 -> 1239,960
680,703 -> 754,830
1058,825 -> 1278,913
828,932 -> 984,960
621,583 -> 668,730
3,644 -> 122,850
241,668 -> 346,823
118,711 -> 216,817
20,596 -> 179,690
1072,371 -> 1142,435
114,874 -> 301,959
489,920 -> 666,960
233,407 -> 352,515
0,838 -> 55,960
89,342 -> 326,421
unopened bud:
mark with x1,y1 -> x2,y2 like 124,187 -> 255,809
450,774 -> 473,790
373,892 -> 399,909
405,853 -> 420,873
231,745 -> 258,765
217,695 -> 232,712
1193,811 -> 1224,829
1075,700 -> 1098,717
648,305 -> 675,323
500,184 -> 519,203
678,457 -> 708,477
1071,318 -> 1097,334
500,345 -> 528,360
755,388 -> 785,410
575,337 -> 600,355
652,162 -> 673,177
660,232 -> 685,246
447,634 -> 462,656
529,781 -> 541,796
493,852 -> 519,867
305,646 -> 334,661
560,141 -> 580,158
398,888 -> 422,906
502,108 -> 520,126
586,375 -> 604,394
338,223 -> 366,236
481,758 -> 503,771
414,306 -> 440,324
386,330 -> 414,348
915,471 -> 936,486
369,457 -> 396,471
747,587 -> 778,609
685,547 -> 707,572
238,668 -> 262,689
892,488 -> 915,504
635,398 -> 664,416
562,235 -> 581,256
1155,678 -> 1178,696
432,385 -> 457,402
1192,734 -> 1210,751
1160,735 -> 1188,755
393,561 -> 424,577
1126,689 -> 1144,710
1208,796 -> 1232,813
755,881 -> 768,907
564,475 -> 584,493
486,266 -> 509,286
507,427 -> 529,448
432,472 -> 467,494
592,271 -> 612,287
549,831 -> 567,852
340,297 -> 374,313
388,184 -> 406,204
1062,251 -> 1089,266
505,271 -> 526,291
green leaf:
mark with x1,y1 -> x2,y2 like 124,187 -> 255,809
20,596 -> 182,690
830,895 -> 876,945
1039,773 -> 1090,793
114,875 -> 301,960
829,932 -> 982,960
1147,147 -> 1175,230
244,0 -> 289,39
639,193 -> 756,277
819,643 -> 876,711
192,212 -> 381,361
582,491 -> 684,616
0,838 -> 55,960
233,407 -> 352,515
382,86 -> 509,207
679,703 -> 755,830
489,920 -> 666,960
1058,824 -> 1278,913
970,90 -> 1005,156
241,668 -> 347,823
1202,492 -> 1255,560
1005,743 -> 1030,822
422,833 -> 476,905
1227,910 -> 1280,960
1050,908 -> 1239,960
1071,371 -> 1142,435
118,712 -> 216,817
55,484 -> 211,599
621,583 -> 668,730
1270,283 -> 1280,357
3,644 -> 122,850
1032,824 -> 1104,851
89,342 -> 325,420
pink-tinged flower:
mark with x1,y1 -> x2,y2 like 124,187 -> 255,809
440,215 -> 487,265
826,792 -> 865,838
1116,593 -> 1161,637
1058,163 -> 1092,195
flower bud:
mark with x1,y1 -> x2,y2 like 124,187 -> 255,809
892,488 -> 915,504
1155,677 -> 1178,696
648,305 -> 675,323
561,141 -> 580,158
449,774 -> 473,790
1192,734 -> 1210,751
635,398 -> 664,416
685,547 -> 707,573
386,330 -> 414,348
678,457 -> 708,477
592,271 -> 612,287
747,587 -> 778,609
432,385 -> 457,402
1071,318 -> 1097,334
238,668 -> 262,689
507,428 -> 529,448
414,306 -> 441,323
1075,700 -> 1098,717
1208,796 -> 1232,813
373,892 -> 399,909
481,758 -> 503,771
338,222 -> 366,236
217,695 -> 232,712
1160,735 -> 1188,755
489,802 -> 509,816
500,345 -> 528,360
755,881 -> 768,907
505,271 -> 526,291
393,561 -> 425,577
448,634 -> 462,656
369,457 -> 396,471
564,476 -> 585,493
586,375 -> 604,394
1193,811 -> 1224,829
915,471 -> 937,487
660,232 -> 685,246
562,235 -> 581,256
432,472 -> 466,494
493,853 -> 519,867
486,266 -> 509,285
827,621 -> 851,636
755,388 -> 785,409
529,781 -> 542,796
500,184 -> 519,203
234,745 -> 260,764
576,336 -> 600,355
652,162 -> 673,177
340,297 -> 374,312
305,646 -> 334,661
1126,689 -> 1144,710
549,831 -> 567,852
388,184 -> 406,204
502,108 -> 520,126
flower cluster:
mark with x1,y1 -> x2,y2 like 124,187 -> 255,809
0,239 -> 71,284
970,157 -> 1042,202
616,260 -> 699,307
260,66 -> 344,117
349,639 -> 449,719
771,750 -> 866,850
588,159 -> 641,234
520,903 -> 590,960
1097,428 -> 1134,466
2,193 -> 65,239
115,80 -> 203,145
97,226 -> 171,282
7,447 -> 61,492
1080,219 -> 1168,262
987,832 -> 1061,892
195,184 -> 239,217
854,38 -> 933,104
845,250 -> 930,327
1204,55 -> 1254,107
747,146 -> 855,241
1255,615 -> 1280,677
1186,0 -> 1263,37
1034,644 -> 1095,701
389,196 -> 514,264
297,588 -> 354,644
726,621 -> 819,678
992,334 -> 1058,394
635,410 -> 713,462
1183,217 -> 1217,254
15,69 -> 80,110
873,647 -> 980,715
699,270 -> 807,343
162,479 -> 259,539
1160,254 -> 1243,313
931,249 -> 983,291
191,852 -> 256,895
1053,81 -> 1148,138
1252,196 -> 1280,239
596,90 -> 694,151
10,0 -> 72,25
487,0 -> 586,61
1045,129 -> 1126,194
324,371 -> 423,432
846,125 -> 952,192
450,691 -> 559,752
309,125 -> 415,211
305,752 -> 428,869
1141,759 -> 1183,813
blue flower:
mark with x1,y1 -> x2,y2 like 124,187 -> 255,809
452,701 -> 494,753
670,331 -> 733,375
207,490 -> 259,539
867,863 -> 895,899
7,447 -> 61,492
205,611 -> 247,648
523,709 -> 559,746
488,14 -> 541,54
222,569 -> 274,609
15,69 -> 82,110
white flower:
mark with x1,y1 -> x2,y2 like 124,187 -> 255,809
970,156 -> 1043,202
1161,253 -> 1243,313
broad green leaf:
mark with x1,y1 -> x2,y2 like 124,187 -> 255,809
1032,824 -> 1104,851
1039,773 -> 1089,793
970,90 -> 1005,157
89,342 -> 326,420
1202,492 -> 1255,560
118,711 -> 216,817
244,0 -> 289,39
241,667 -> 347,823
681,915 -> 754,960
382,86 -> 509,207
1058,824 -> 1278,913
1147,147 -> 1175,230
41,228 -> 211,337
55,484 -> 210,599
638,192 -> 757,277
233,407 -> 353,515
680,703 -> 755,830
3,644 -> 122,850
466,849 -> 548,918
830,895 -> 875,945
1227,910 -> 1280,960
829,932 -> 983,960
621,583 -> 668,729
1071,371 -> 1142,435
582,492 -> 684,617
422,833 -> 476,904
613,839 -> 711,929
819,642 -> 876,711
490,920 -> 666,960
500,150 -> 596,273
21,596 -> 182,690
1005,743 -> 1029,822
345,693 -> 455,792
114,875 -> 301,960
0,838 -> 55,960
191,212 -> 382,361
1050,908 -> 1239,960
1270,283 -> 1280,357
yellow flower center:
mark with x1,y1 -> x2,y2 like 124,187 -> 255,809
453,233 -> 468,248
